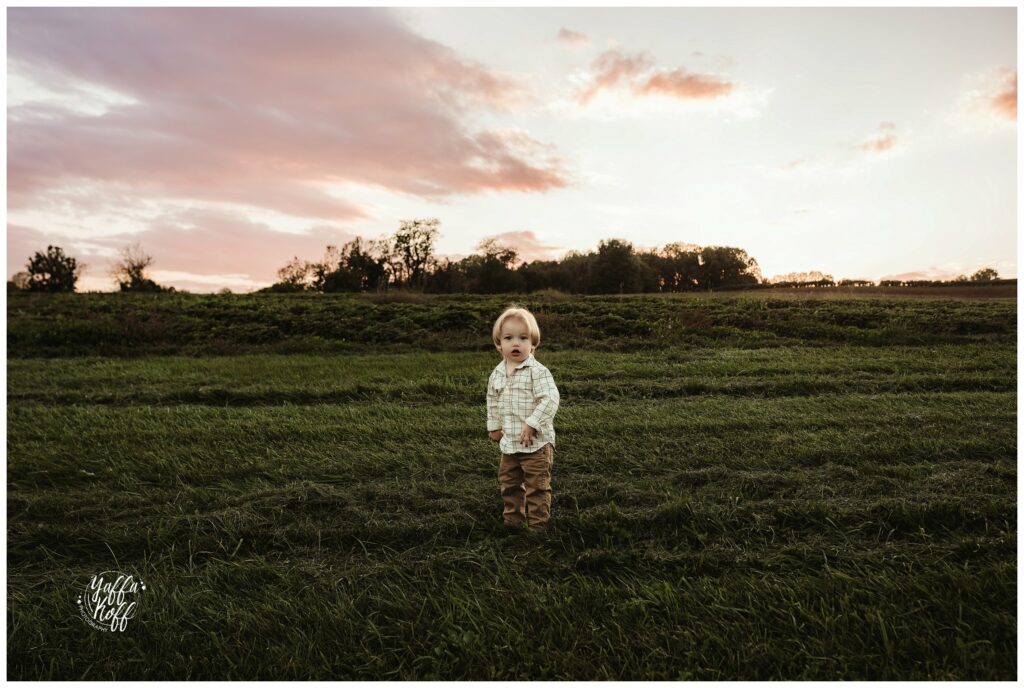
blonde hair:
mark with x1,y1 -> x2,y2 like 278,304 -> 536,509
492,305 -> 541,352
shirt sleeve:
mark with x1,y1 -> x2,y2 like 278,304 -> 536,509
486,371 -> 502,432
525,366 -> 559,432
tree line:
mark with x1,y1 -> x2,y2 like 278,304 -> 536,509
267,219 -> 764,295
7,218 -> 1005,294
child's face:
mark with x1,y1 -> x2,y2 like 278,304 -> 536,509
497,317 -> 534,363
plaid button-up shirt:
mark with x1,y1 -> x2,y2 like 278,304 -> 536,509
486,353 -> 560,454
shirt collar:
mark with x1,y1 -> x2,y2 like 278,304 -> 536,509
500,353 -> 536,373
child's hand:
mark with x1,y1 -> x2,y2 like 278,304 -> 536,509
519,424 -> 536,447
488,430 -> 504,443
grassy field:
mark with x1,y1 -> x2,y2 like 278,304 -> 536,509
6,292 -> 1017,679
6,288 -> 1016,357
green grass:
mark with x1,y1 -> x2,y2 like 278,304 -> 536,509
6,294 -> 1017,679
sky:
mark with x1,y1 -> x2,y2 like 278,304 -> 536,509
5,6 -> 1018,292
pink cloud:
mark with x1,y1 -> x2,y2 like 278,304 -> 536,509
862,135 -> 896,153
861,122 -> 898,154
990,68 -> 1017,120
576,48 -> 734,105
8,8 -> 569,222
557,28 -> 590,48
633,68 -> 734,100
480,230 -> 567,263
577,49 -> 655,105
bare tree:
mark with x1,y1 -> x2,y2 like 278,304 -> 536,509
109,243 -> 165,292
276,256 -> 313,290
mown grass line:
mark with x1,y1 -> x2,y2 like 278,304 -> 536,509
7,390 -> 1015,484
6,345 -> 1015,405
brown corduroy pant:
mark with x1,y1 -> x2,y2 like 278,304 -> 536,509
498,443 -> 554,529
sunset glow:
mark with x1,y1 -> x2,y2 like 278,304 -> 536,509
6,7 -> 1017,292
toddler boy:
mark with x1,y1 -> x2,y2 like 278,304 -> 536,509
486,306 -> 560,533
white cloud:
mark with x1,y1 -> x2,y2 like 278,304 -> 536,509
7,59 -> 138,118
